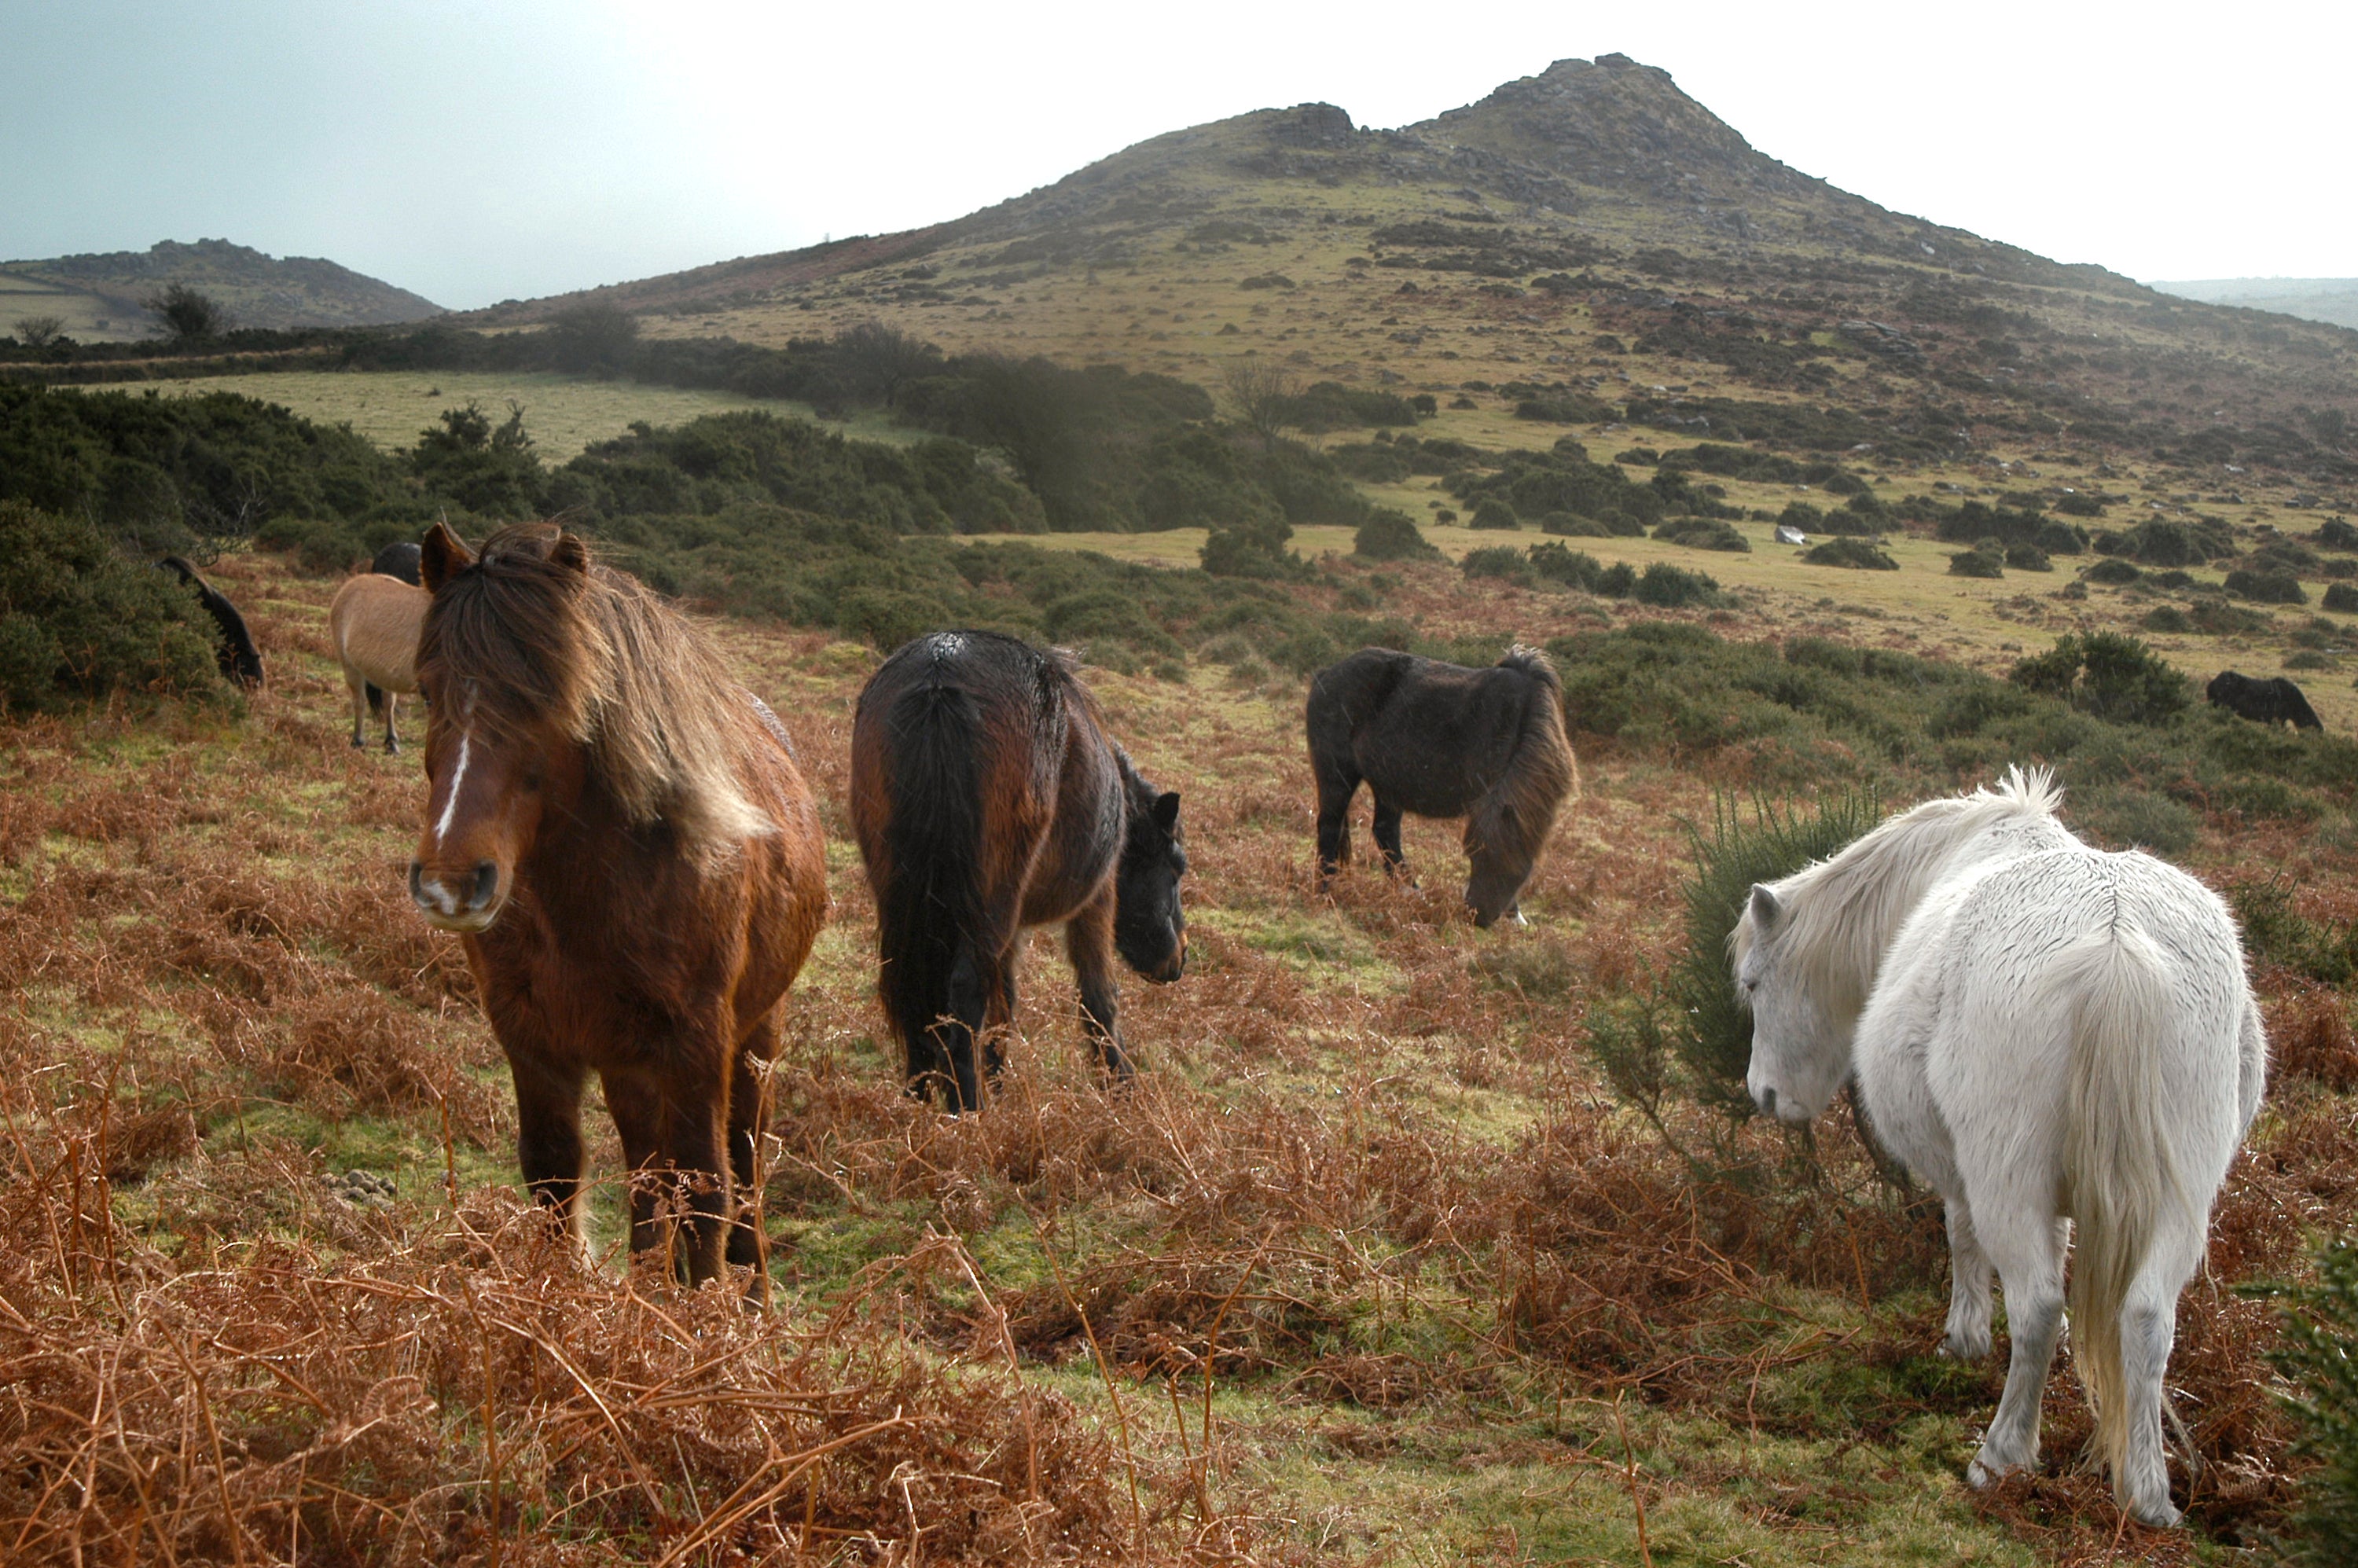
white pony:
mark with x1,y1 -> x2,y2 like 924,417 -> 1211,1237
1730,767 -> 2265,1527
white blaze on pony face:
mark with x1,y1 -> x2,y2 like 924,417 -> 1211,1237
1733,883 -> 1852,1125
410,683 -> 549,935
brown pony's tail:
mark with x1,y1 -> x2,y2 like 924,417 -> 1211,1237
874,678 -> 991,1089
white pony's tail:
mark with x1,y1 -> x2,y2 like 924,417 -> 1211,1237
2057,921 -> 2190,1492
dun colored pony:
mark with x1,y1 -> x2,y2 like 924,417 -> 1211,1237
329,571 -> 428,751
1732,769 -> 2265,1527
407,521 -> 828,1297
2207,669 -> 2323,729
1306,645 -> 1578,926
850,630 -> 1188,1112
361,541 -> 423,718
157,556 -> 263,688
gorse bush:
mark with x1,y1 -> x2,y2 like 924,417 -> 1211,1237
1802,537 -> 1897,570
2007,631 -> 2192,725
1589,789 -> 1885,1126
0,500 -> 223,713
2268,1233 -> 2358,1562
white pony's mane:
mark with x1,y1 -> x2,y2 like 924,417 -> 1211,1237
1735,766 -> 2065,1030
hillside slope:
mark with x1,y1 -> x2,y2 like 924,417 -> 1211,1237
465,55 -> 2357,485
0,237 -> 443,340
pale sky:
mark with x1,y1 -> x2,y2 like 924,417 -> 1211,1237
2,0 -> 2351,310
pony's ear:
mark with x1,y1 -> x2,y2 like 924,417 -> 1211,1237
419,522 -> 475,592
1748,883 -> 1783,929
1152,791 -> 1181,834
549,530 -> 590,578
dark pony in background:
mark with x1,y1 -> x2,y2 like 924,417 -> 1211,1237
850,630 -> 1188,1112
156,556 -> 263,688
407,521 -> 828,1298
1308,645 -> 1578,926
2208,670 -> 2323,730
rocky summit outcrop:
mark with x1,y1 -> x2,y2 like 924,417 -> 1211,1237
1,238 -> 442,336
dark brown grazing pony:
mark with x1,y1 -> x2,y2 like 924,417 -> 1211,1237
1306,645 -> 1578,927
850,630 -> 1188,1112
407,521 -> 828,1298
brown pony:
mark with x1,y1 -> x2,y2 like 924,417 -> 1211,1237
850,630 -> 1188,1112
407,521 -> 828,1298
329,571 -> 428,752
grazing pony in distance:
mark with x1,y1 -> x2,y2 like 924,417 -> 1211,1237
407,521 -> 828,1298
156,556 -> 263,688
1306,645 -> 1578,927
329,571 -> 428,751
850,630 -> 1188,1112
1732,768 -> 2264,1527
2207,669 -> 2323,730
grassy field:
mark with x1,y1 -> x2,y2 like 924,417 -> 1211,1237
4,549 -> 2347,1563
67,369 -> 917,460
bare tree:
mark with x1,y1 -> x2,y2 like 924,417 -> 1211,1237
12,314 -> 64,349
1220,356 -> 1300,442
144,284 -> 230,344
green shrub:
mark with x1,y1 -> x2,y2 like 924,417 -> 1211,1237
1586,790 -> 1884,1128
1461,545 -> 1534,586
1948,543 -> 2005,578
2068,785 -> 2199,854
0,501 -> 224,713
2142,605 -> 2195,633
2324,582 -> 2358,614
1526,542 -> 1604,590
2267,1233 -> 2358,1563
2004,542 -> 2052,571
2008,631 -> 2191,726
2231,879 -> 2358,987
1802,537 -> 1898,570
2084,558 -> 2142,585
1353,508 -> 1442,562
1538,510 -> 1622,538
1469,497 -> 1521,531
1654,517 -> 1750,552
1633,561 -> 1728,608
2228,567 -> 2308,604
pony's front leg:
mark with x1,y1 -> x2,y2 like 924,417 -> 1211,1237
1967,1217 -> 2069,1487
1938,1195 -> 1996,1361
509,1050 -> 590,1262
382,690 -> 402,755
604,1063 -> 733,1287
1067,897 -> 1133,1082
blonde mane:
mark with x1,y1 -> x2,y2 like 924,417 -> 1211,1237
419,523 -> 771,851
1734,766 -> 2066,1032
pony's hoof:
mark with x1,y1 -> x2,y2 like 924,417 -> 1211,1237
1966,1456 -> 2015,1491
384,740 -> 401,756
1937,1331 -> 1990,1361
350,736 -> 366,749
2126,1497 -> 2183,1529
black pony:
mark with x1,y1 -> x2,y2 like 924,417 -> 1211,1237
850,630 -> 1188,1111
371,540 -> 422,585
1307,645 -> 1578,926
156,556 -> 263,688
2208,670 -> 2323,730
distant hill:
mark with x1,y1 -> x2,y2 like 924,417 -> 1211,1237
2149,277 -> 2358,332
0,238 -> 443,341
457,54 -> 2356,483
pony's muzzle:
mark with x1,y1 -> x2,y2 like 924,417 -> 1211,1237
1148,935 -> 1188,984
410,857 -> 503,931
